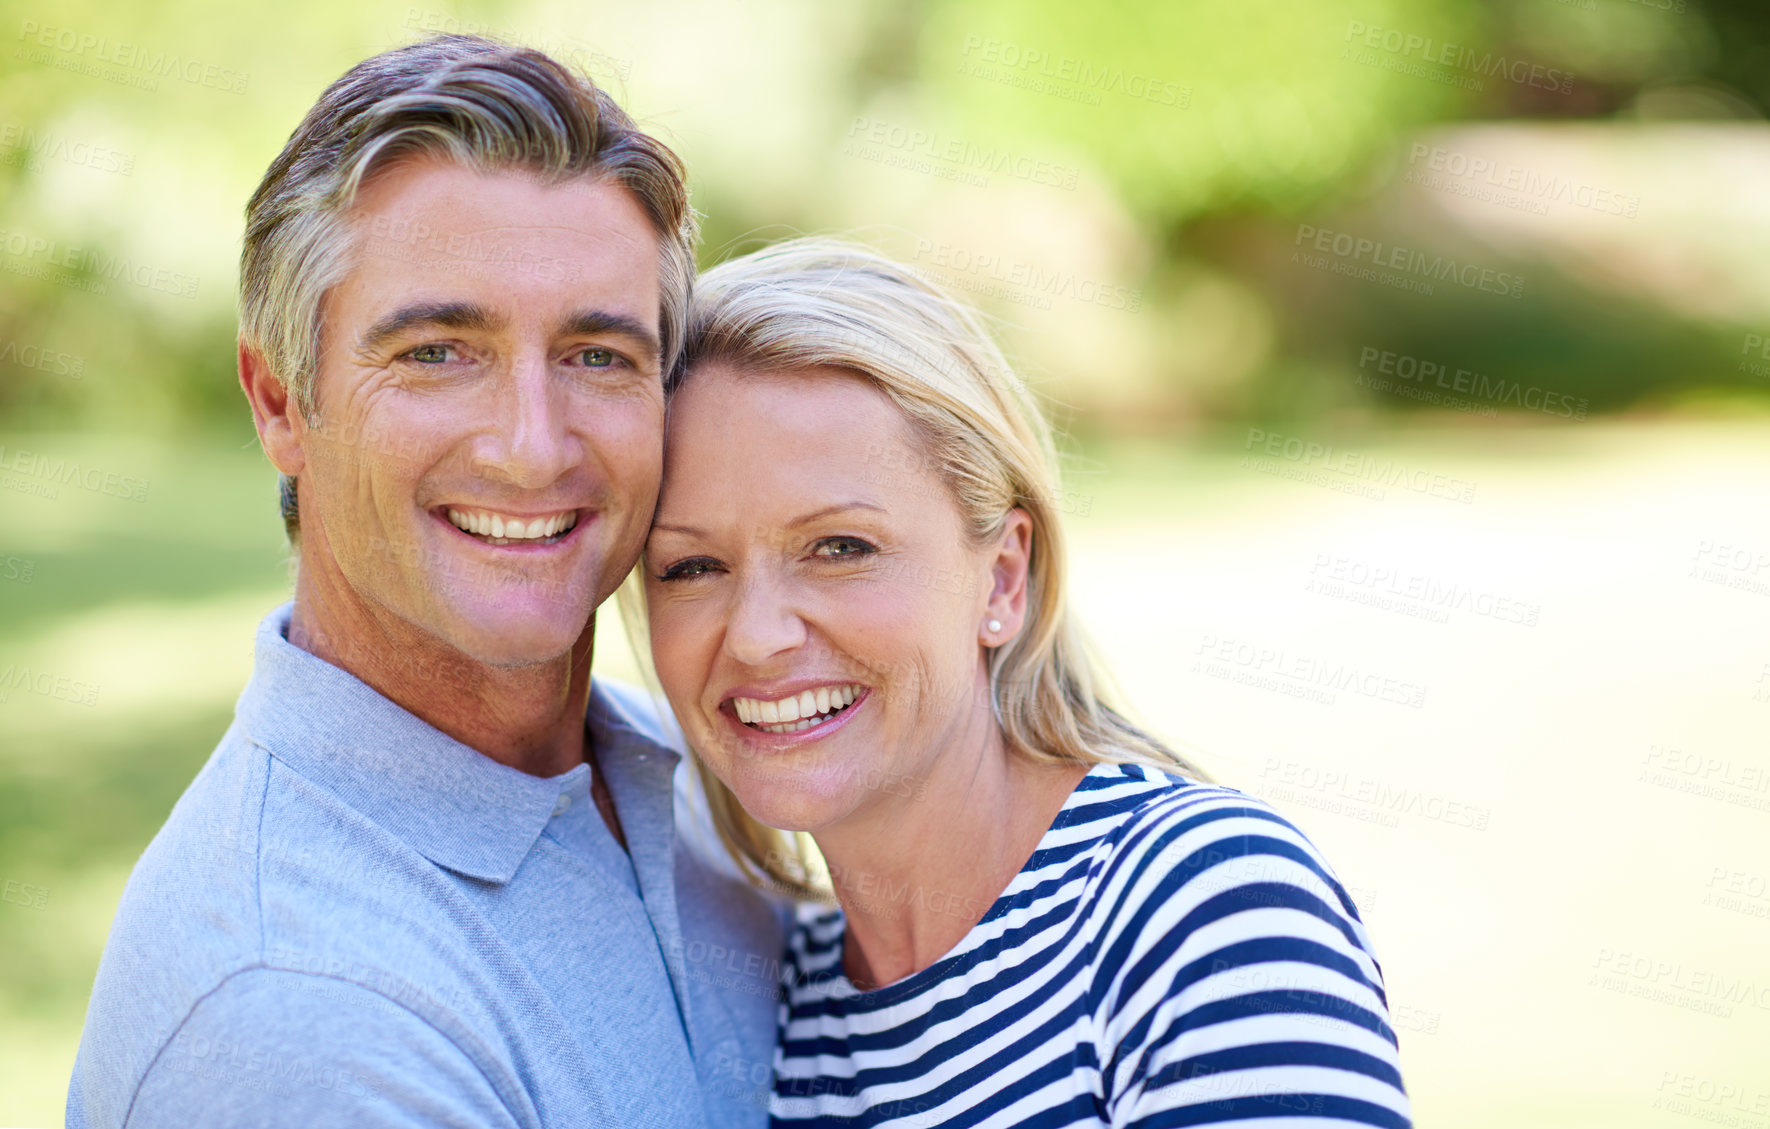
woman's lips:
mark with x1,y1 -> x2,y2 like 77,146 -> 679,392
730,683 -> 865,729
722,686 -> 871,745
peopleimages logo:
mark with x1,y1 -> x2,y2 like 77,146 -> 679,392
911,239 -> 1142,313
958,35 -> 1190,109
1405,143 -> 1639,219
1294,225 -> 1524,299
0,228 -> 199,299
1742,332 -> 1770,379
1357,346 -> 1588,419
0,122 -> 135,175
15,19 -> 249,94
845,117 -> 1080,191
0,338 -> 83,378
1243,427 -> 1478,504
0,443 -> 149,503
0,662 -> 99,707
1343,21 -> 1575,94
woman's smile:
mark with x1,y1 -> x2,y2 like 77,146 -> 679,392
726,682 -> 869,733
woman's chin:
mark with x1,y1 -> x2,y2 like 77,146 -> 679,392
727,776 -> 854,835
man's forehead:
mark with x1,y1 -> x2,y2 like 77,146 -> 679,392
351,154 -> 638,217
330,159 -> 663,333
345,159 -> 660,273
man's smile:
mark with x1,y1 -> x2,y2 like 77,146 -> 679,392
441,506 -> 582,546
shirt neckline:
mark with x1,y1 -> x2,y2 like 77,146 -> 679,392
237,602 -> 679,884
818,761 -> 1131,1004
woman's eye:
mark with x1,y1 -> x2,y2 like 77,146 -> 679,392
577,347 -> 616,368
659,556 -> 721,581
407,344 -> 452,364
814,536 -> 876,559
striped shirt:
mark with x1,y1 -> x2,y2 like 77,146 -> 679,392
771,763 -> 1412,1128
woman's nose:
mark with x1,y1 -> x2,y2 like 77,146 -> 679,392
722,572 -> 809,667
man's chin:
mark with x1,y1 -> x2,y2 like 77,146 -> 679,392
432,598 -> 590,669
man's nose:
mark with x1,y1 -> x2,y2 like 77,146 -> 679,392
476,353 -> 581,489
723,571 -> 809,668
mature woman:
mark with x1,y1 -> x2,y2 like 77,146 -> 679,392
642,239 -> 1412,1128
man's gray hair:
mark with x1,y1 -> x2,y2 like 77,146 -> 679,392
240,35 -> 696,535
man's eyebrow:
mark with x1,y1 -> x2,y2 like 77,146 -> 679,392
559,310 -> 661,362
358,302 -> 501,353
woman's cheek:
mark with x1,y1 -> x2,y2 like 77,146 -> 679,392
646,600 -> 700,723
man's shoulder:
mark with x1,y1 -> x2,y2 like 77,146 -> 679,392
589,675 -> 684,749
72,966 -> 521,1129
115,716 -> 479,960
76,725 -> 509,1127
98,723 -> 274,1004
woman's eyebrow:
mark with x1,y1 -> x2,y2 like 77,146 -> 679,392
789,501 -> 886,526
650,502 -> 884,539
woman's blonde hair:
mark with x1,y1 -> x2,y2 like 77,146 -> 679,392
645,237 -> 1205,899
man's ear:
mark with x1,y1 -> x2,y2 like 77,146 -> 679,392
239,340 -> 306,476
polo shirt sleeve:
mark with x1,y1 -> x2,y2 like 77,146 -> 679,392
124,968 -> 523,1129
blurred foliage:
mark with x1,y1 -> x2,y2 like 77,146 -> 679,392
1,0 -> 1769,436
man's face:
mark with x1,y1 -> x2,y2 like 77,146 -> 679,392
295,157 -> 664,666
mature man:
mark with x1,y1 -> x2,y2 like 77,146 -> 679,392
67,36 -> 783,1128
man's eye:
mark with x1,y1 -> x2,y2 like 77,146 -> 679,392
578,348 -> 616,368
659,557 -> 721,581
406,344 -> 452,364
814,537 -> 876,559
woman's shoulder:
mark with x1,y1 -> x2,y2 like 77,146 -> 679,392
1066,761 -> 1373,941
1073,765 -> 1409,1125
1063,760 -> 1299,846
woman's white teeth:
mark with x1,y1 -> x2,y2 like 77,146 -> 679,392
732,684 -> 861,732
446,509 -> 577,543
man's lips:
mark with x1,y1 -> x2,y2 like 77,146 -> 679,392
432,506 -> 586,548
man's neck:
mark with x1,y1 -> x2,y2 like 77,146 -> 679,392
288,563 -> 596,780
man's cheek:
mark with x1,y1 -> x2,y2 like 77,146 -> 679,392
596,419 -> 665,524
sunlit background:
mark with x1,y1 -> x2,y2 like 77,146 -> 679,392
3,1 -> 1769,1126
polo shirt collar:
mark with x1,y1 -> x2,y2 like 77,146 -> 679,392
237,603 -> 679,884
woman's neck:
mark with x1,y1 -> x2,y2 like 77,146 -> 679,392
815,739 -> 1090,992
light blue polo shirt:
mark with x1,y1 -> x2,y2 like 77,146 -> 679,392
66,604 -> 787,1128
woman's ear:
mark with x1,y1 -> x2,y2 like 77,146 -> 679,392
239,340 -> 307,477
981,508 -> 1033,647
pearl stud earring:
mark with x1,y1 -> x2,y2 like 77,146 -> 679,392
987,619 -> 1002,633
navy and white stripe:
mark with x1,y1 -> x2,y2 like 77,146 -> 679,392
770,763 -> 1412,1127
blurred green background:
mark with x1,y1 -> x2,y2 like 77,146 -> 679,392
4,0 -> 1770,1126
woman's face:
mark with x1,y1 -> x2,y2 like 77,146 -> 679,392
644,363 -> 1025,833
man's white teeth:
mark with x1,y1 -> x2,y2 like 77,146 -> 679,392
732,684 -> 862,731
446,509 -> 577,542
